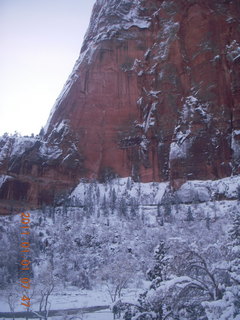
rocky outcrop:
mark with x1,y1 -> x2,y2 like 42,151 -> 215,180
0,0 -> 240,213
0,129 -> 83,214
45,0 -> 240,182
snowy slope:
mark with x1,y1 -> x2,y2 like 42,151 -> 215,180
0,175 -> 239,318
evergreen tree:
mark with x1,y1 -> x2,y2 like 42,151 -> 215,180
118,196 -> 127,217
129,197 -> 138,219
62,202 -> 67,217
157,203 -> 164,226
147,241 -> 169,290
135,242 -> 169,320
199,211 -> 240,319
174,193 -> 180,214
137,183 -> 142,203
96,186 -> 100,203
39,127 -> 45,137
126,177 -> 132,190
208,210 -> 240,319
206,213 -> 211,230
109,187 -> 117,214
84,184 -> 94,216
229,211 -> 240,284
101,195 -> 109,216
161,195 -> 172,222
185,207 -> 194,222
237,185 -> 240,202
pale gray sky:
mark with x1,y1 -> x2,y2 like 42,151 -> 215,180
0,0 -> 95,135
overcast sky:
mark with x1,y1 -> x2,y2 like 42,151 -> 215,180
0,0 -> 95,135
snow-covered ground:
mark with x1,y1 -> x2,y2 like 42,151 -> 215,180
1,311 -> 113,320
0,286 -> 143,320
0,175 -> 239,319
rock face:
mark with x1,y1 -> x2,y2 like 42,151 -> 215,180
0,0 -> 240,213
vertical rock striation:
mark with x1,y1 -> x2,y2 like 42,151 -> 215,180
45,0 -> 240,183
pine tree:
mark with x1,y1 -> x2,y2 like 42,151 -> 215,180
206,213 -> 211,230
135,242 -> 169,320
161,193 -> 172,221
126,177 -> 132,190
229,211 -> 240,244
185,207 -> 194,222
237,185 -> 240,202
147,241 -> 169,290
229,211 -> 240,284
39,127 -> 45,137
212,210 -> 240,319
118,196 -> 127,217
96,186 -> 100,203
109,187 -> 117,214
84,184 -> 94,216
137,183 -> 142,203
129,197 -> 138,219
157,203 -> 164,226
101,195 -> 109,216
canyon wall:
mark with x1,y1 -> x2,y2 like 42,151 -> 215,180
0,0 -> 240,213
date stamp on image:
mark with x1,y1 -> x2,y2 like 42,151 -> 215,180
19,212 -> 31,309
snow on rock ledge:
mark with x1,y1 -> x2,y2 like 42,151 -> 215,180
70,175 -> 240,206
0,175 -> 12,189
175,175 -> 240,203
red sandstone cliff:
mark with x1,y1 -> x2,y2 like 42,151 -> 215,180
0,0 -> 240,213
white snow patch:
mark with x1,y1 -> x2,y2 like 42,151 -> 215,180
226,40 -> 240,62
39,143 -> 62,160
169,130 -> 191,160
154,20 -> 179,61
169,141 -> 188,160
10,136 -> 36,158
55,120 -> 69,134
231,130 -> 240,158
71,177 -> 168,206
0,175 -> 12,188
105,1 -> 151,31
176,175 -> 240,203
182,96 -> 198,121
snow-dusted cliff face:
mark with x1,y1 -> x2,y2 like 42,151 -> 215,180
44,0 -> 152,134
45,0 -> 240,183
83,0 -> 151,42
0,129 -> 84,214
0,0 -> 240,213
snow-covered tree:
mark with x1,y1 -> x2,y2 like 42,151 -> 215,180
83,183 -> 94,216
229,210 -> 240,284
205,212 -> 211,230
129,197 -> 139,219
203,212 -> 240,319
124,242 -> 169,320
237,185 -> 240,202
126,177 -> 132,190
99,251 -> 137,303
161,194 -> 172,222
109,187 -> 117,214
118,196 -> 128,217
101,194 -> 109,216
4,284 -> 19,314
147,242 -> 169,290
33,270 -> 54,320
185,207 -> 194,222
157,203 -> 164,226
